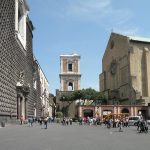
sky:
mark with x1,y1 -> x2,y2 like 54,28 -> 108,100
28,0 -> 150,95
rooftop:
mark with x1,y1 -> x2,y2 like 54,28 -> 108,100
60,53 -> 80,57
128,35 -> 150,43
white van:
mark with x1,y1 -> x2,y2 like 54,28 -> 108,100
128,116 -> 142,126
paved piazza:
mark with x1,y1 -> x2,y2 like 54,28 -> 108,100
0,123 -> 150,150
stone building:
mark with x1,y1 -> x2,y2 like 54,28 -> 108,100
60,54 -> 81,91
0,0 -> 49,123
100,32 -> 150,107
78,104 -> 149,119
56,53 -> 81,117
37,61 -> 51,117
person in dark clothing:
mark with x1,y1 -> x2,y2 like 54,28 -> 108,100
69,118 -> 73,125
44,117 -> 48,129
137,120 -> 141,131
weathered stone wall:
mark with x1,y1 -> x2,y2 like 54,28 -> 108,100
101,33 -> 130,102
62,59 -> 67,73
0,0 -> 18,122
100,33 -> 150,105
0,0 -> 41,122
60,55 -> 81,91
129,42 -> 150,98
56,90 -> 76,118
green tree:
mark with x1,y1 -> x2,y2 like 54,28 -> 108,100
60,92 -> 74,117
59,88 -> 105,107
80,88 -> 99,104
72,90 -> 82,100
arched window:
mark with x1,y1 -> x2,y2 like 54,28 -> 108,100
68,82 -> 73,91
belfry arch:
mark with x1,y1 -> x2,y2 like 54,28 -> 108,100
68,82 -> 73,91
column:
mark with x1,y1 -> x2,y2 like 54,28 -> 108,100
21,97 -> 25,119
20,98 -> 22,117
99,106 -> 102,117
25,98 -> 28,119
134,106 -> 137,116
117,106 -> 120,114
131,106 -> 133,116
17,96 -> 21,119
114,106 -> 116,114
78,106 -> 82,117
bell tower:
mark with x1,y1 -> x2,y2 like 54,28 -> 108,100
60,53 -> 81,91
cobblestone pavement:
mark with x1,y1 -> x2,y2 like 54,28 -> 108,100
0,123 -> 150,150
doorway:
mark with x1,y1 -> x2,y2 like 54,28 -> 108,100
83,109 -> 93,117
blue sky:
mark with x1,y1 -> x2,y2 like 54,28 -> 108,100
28,0 -> 150,95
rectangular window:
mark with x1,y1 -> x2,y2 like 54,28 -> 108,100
33,80 -> 37,89
15,0 -> 29,49
68,64 -> 72,72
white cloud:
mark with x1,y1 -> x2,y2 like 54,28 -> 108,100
33,0 -> 139,36
65,0 -> 139,35
67,0 -> 112,19
68,0 -> 111,15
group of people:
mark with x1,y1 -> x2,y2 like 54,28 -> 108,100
20,115 -> 149,133
78,117 -> 102,126
61,117 -> 73,125
137,119 -> 149,133
77,116 -> 149,133
104,118 -> 129,128
20,116 -> 51,129
37,117 -> 51,129
104,118 -> 130,132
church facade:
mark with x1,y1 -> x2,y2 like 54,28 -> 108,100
0,0 -> 51,123
100,32 -> 150,106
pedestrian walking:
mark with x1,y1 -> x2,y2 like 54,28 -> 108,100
44,117 -> 48,129
66,118 -> 69,125
20,116 -> 24,125
28,117 -> 33,127
118,119 -> 123,132
30,117 -> 33,127
69,118 -> 73,125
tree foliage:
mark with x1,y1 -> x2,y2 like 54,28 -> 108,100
60,92 -> 74,103
59,88 -> 104,103
55,111 -> 63,118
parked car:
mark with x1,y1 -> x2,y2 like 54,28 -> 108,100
128,116 -> 142,126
